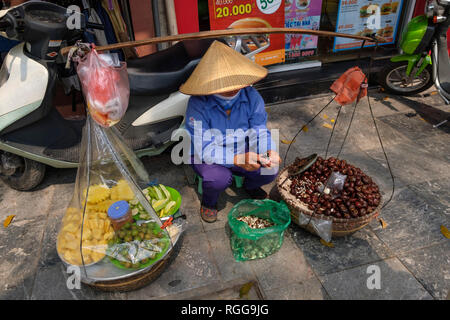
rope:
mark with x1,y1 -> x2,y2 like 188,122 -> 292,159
282,95 -> 336,166
283,38 -> 390,231
365,41 -> 395,209
324,104 -> 342,159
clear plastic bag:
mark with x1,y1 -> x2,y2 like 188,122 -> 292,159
228,199 -> 291,261
320,171 -> 347,199
57,116 -> 183,285
76,49 -> 130,127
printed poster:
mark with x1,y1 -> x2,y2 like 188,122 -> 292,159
333,0 -> 404,51
208,0 -> 285,66
285,0 -> 323,60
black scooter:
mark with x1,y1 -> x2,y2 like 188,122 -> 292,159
0,2 -> 220,191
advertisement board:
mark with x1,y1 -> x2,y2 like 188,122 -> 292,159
285,0 -> 323,60
208,0 -> 285,66
333,0 -> 404,51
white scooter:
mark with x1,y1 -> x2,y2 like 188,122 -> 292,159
0,1 -> 267,191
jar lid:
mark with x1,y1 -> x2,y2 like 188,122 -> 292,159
108,201 -> 130,219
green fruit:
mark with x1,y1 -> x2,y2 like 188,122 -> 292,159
131,224 -> 137,230
131,230 -> 138,236
139,232 -> 145,239
159,184 -> 171,199
145,234 -> 152,240
164,201 -> 177,214
141,258 -> 149,264
124,262 -> 132,268
132,263 -> 140,269
123,222 -> 132,229
152,186 -> 164,200
118,231 -> 126,238
134,236 -> 142,242
124,236 -> 133,242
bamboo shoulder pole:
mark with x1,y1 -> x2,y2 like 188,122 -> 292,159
61,28 -> 385,56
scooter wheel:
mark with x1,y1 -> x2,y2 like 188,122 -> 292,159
378,61 -> 433,96
0,156 -> 46,191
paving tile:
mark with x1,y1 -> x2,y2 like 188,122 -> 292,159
362,92 -> 419,117
387,94 -> 450,134
414,133 -> 450,164
248,234 -> 315,292
157,278 -> 262,300
347,113 -> 414,152
365,140 -> 450,185
264,277 -> 329,300
205,226 -> 255,283
30,263 -> 127,300
0,216 -> 47,300
319,258 -> 433,300
289,225 -> 393,276
370,187 -> 448,255
181,207 -> 204,236
0,183 -> 57,221
273,107 -> 345,153
198,188 -> 249,232
407,179 -> 450,218
193,280 -> 264,300
127,232 -> 222,299
378,112 -> 445,141
398,241 -> 450,300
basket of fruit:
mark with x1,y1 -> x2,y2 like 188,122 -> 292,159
57,179 -> 183,292
277,156 -> 382,237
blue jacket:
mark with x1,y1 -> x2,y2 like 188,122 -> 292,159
185,86 -> 274,167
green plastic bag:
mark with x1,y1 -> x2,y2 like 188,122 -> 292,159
228,199 -> 291,261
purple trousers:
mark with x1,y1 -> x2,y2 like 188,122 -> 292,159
192,162 -> 278,208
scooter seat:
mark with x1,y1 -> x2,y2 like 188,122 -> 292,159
127,39 -> 224,95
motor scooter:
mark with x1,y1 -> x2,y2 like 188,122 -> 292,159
379,0 -> 450,105
0,2 -> 267,191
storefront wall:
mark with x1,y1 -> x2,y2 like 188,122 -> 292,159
175,0 -> 427,67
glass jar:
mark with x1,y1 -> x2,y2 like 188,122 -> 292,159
107,200 -> 133,231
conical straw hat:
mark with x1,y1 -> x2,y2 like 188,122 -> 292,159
179,40 -> 268,96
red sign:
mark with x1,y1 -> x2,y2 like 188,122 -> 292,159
208,0 -> 285,66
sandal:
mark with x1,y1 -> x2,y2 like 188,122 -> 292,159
200,205 -> 218,223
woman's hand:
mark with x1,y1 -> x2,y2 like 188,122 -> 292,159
234,152 -> 261,171
260,150 -> 282,168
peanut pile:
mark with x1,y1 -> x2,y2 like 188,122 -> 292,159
237,215 -> 274,229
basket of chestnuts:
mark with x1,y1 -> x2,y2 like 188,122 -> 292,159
277,156 -> 382,237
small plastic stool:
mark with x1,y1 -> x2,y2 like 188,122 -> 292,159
195,174 -> 244,195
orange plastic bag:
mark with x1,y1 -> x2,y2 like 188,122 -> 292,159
330,67 -> 368,106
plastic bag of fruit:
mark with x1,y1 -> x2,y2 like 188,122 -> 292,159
76,47 -> 130,127
56,116 -> 183,285
228,199 -> 291,262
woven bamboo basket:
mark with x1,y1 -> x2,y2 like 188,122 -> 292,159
277,166 -> 380,238
83,249 -> 173,292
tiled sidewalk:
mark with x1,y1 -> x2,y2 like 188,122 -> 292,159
0,88 -> 448,300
